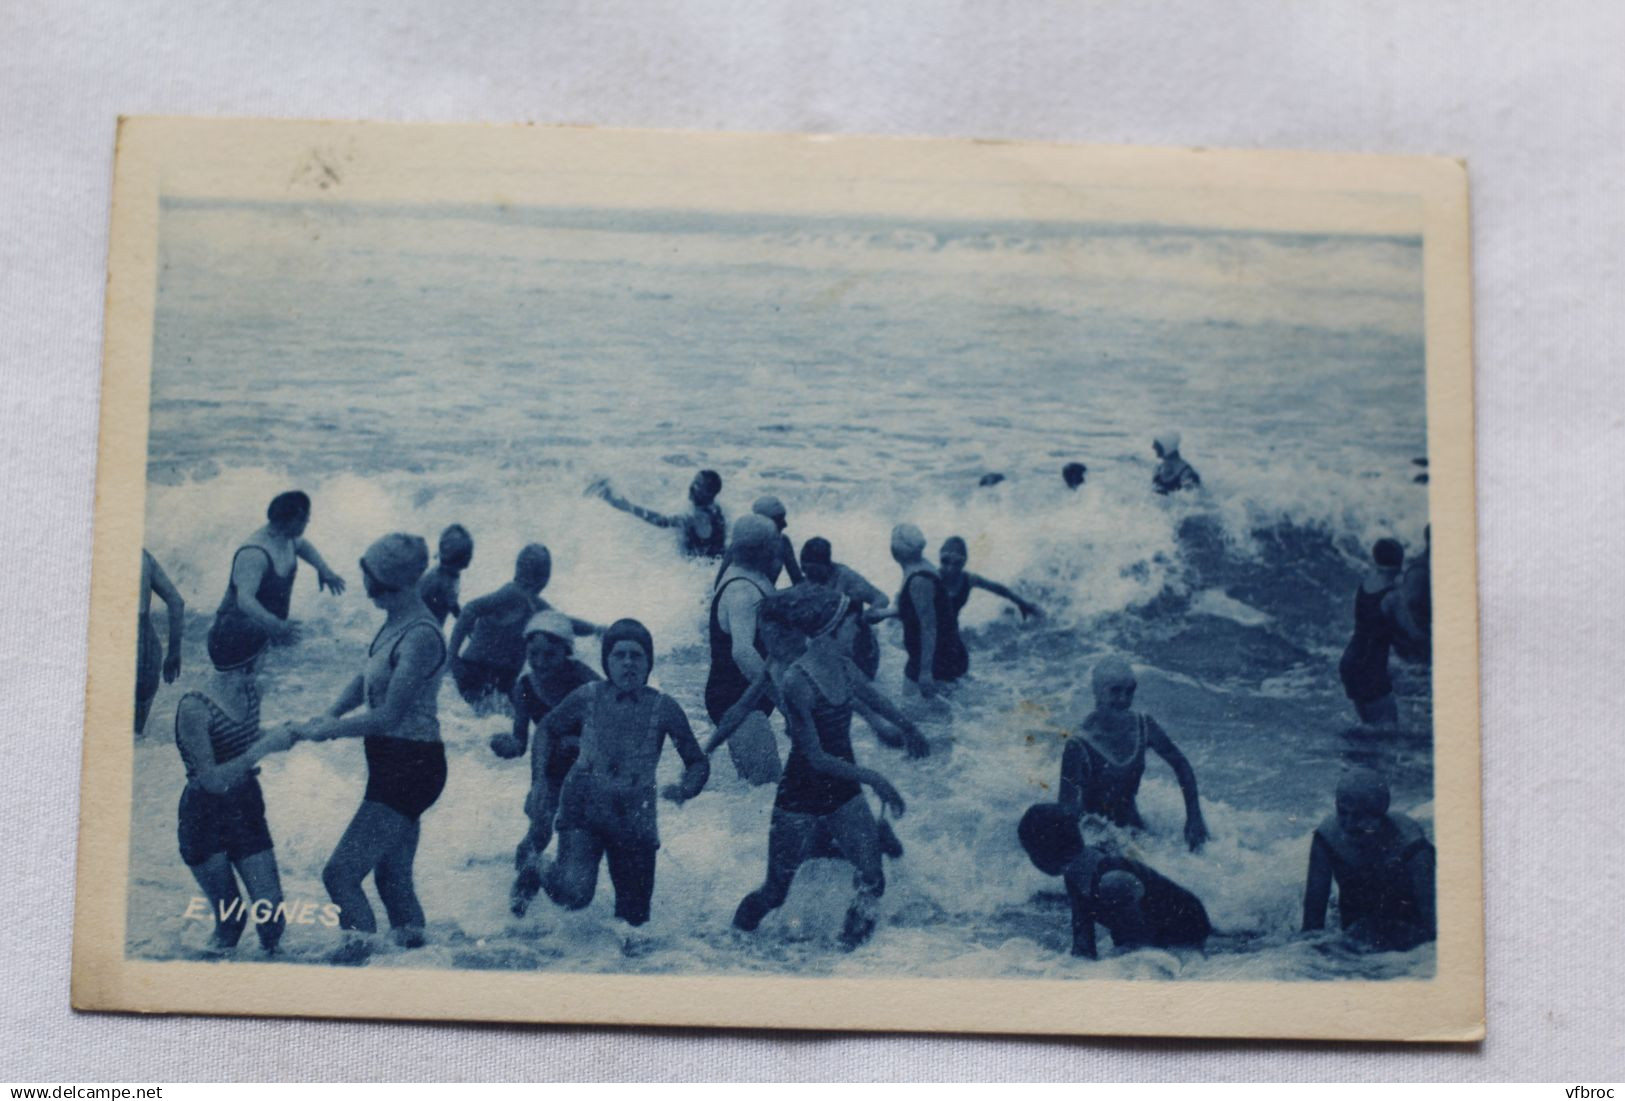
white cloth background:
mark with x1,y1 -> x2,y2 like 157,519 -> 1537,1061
2,0 -> 1621,1081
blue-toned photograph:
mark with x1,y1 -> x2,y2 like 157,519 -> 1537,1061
126,193 -> 1437,985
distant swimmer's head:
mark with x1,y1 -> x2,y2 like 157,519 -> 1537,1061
360,533 -> 430,604
978,472 -> 1006,488
1095,870 -> 1147,919
601,618 -> 655,690
523,610 -> 575,670
437,524 -> 474,571
1153,431 -> 1182,458
267,491 -> 311,537
1091,656 -> 1138,710
690,469 -> 723,506
1372,538 -> 1405,570
1335,768 -> 1391,837
1017,803 -> 1084,877
515,543 -> 552,591
207,618 -> 269,674
728,513 -> 780,575
799,537 -> 836,585
939,536 -> 969,575
890,523 -> 927,565
752,495 -> 789,531
1062,462 -> 1087,490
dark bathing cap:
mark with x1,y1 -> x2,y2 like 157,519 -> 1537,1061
601,618 -> 655,676
1336,768 -> 1391,817
800,537 -> 833,567
516,543 -> 552,584
438,524 -> 474,564
940,535 -> 968,558
207,617 -> 269,671
696,470 -> 722,496
1062,462 -> 1087,488
1373,538 -> 1405,568
267,491 -> 311,525
1018,803 -> 1085,877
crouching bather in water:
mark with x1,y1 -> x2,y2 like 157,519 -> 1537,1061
1059,657 -> 1208,852
728,586 -> 912,950
1018,804 -> 1211,959
533,620 -> 710,927
1302,768 -> 1436,951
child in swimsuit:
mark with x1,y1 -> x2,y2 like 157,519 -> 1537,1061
136,548 -> 185,736
1302,768 -> 1436,951
448,543 -> 597,711
730,587 -> 911,950
173,619 -> 298,953
1018,803 -> 1211,959
418,524 -> 473,626
209,490 -> 346,655
537,619 -> 710,928
591,469 -> 727,559
298,534 -> 448,965
492,611 -> 603,916
1338,538 -> 1406,727
1058,657 -> 1208,852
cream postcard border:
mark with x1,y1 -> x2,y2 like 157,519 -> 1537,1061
71,117 -> 1483,1041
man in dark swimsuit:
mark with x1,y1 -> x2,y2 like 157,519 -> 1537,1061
1338,538 -> 1406,727
1302,768 -> 1436,951
1018,803 -> 1211,959
705,515 -> 782,784
890,523 -> 966,699
418,524 -> 473,626
210,491 -> 346,657
591,469 -> 727,559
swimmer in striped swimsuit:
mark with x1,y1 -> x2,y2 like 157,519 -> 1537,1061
173,622 -> 298,953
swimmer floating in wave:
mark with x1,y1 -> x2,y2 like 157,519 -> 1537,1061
800,536 -> 890,680
209,490 -> 346,655
172,620 -> 299,955
589,469 -> 727,559
1059,657 -> 1208,852
135,548 -> 185,736
535,619 -> 710,928
1018,803 -> 1211,959
1151,431 -> 1201,495
417,524 -> 473,627
299,534 -> 448,966
493,611 -> 603,917
1302,768 -> 1435,951
730,587 -> 911,950
448,543 -> 597,712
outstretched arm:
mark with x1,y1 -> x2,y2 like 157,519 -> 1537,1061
147,555 -> 186,682
842,567 -> 890,612
229,549 -> 296,642
1302,834 -> 1334,932
447,592 -> 496,662
779,536 -> 804,585
850,673 -> 929,758
703,671 -> 774,755
1147,718 -> 1207,851
307,629 -> 441,740
596,483 -> 679,529
177,698 -> 295,795
295,537 -> 346,595
968,572 -> 1042,619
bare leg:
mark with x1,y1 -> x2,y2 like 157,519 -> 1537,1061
825,795 -> 886,949
186,854 -> 246,949
322,800 -> 417,935
374,818 -> 426,946
232,849 -> 286,953
733,809 -> 815,932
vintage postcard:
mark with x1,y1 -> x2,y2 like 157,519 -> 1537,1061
72,118 -> 1482,1040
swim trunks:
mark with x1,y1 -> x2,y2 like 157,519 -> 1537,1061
177,777 -> 274,866
363,737 -> 448,820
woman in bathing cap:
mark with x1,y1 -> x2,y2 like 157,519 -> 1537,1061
1151,431 -> 1201,495
1057,656 -> 1208,852
298,533 -> 448,965
890,523 -> 967,698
